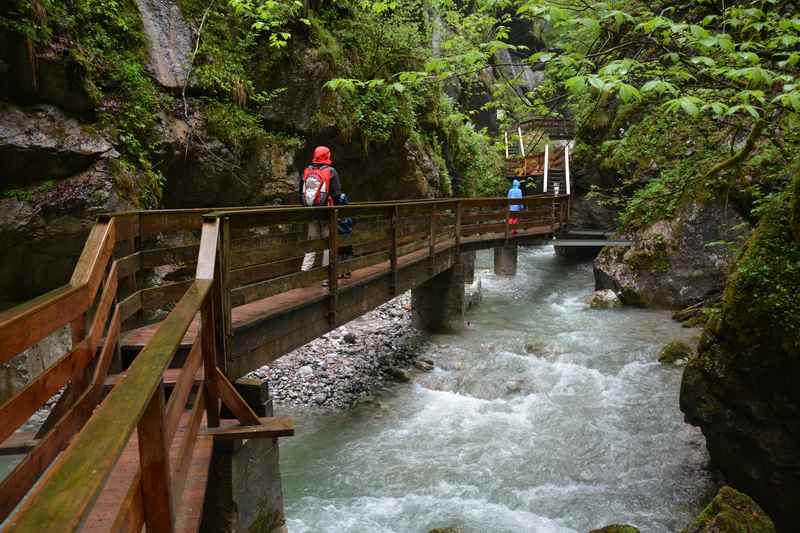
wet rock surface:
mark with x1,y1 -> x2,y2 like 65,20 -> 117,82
133,0 -> 194,89
681,486 -> 775,533
585,289 -> 621,309
594,199 -> 750,309
0,103 -> 113,186
248,293 -> 431,409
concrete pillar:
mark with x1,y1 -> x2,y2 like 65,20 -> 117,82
460,251 -> 476,284
412,264 -> 465,332
201,377 -> 286,533
494,245 -> 518,276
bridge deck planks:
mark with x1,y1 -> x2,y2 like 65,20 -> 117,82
120,225 -> 556,359
82,410 -> 212,532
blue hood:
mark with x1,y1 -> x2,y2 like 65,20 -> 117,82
512,179 -> 520,189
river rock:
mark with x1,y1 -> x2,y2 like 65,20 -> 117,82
588,526 -> 639,533
657,340 -> 694,363
298,365 -> 314,378
427,528 -> 463,533
343,332 -> 357,344
387,367 -> 412,383
413,359 -> 434,372
681,486 -> 775,533
594,199 -> 750,309
585,289 -> 621,309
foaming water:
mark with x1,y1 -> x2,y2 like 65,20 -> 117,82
280,248 -> 712,532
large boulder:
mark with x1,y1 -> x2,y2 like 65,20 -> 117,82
158,116 -> 298,208
682,486 -> 775,533
680,188 -> 800,531
594,199 -> 749,308
0,103 -> 113,187
0,157 -> 133,304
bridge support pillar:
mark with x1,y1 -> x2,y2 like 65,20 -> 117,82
461,251 -> 476,284
494,245 -> 518,276
412,261 -> 465,333
201,377 -> 286,533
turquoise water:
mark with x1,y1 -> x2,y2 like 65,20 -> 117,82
279,247 -> 713,532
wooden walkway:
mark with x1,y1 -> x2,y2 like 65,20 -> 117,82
0,196 -> 568,531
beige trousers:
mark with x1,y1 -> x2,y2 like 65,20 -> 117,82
301,220 -> 329,271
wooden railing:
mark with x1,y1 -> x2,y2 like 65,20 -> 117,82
0,194 -> 567,531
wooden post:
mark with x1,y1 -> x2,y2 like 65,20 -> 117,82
201,294 -> 220,428
328,208 -> 338,325
390,206 -> 399,296
137,383 -> 175,532
543,143 -> 549,193
504,199 -> 511,243
455,202 -> 462,251
214,218 -> 231,374
428,204 -> 436,276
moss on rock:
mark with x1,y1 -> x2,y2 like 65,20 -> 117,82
658,340 -> 694,363
682,486 -> 775,533
588,525 -> 640,533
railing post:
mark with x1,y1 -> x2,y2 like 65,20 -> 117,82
455,202 -> 462,252
215,217 -> 232,374
428,204 -> 436,276
390,205 -> 399,296
137,382 -> 175,532
543,143 -> 549,193
504,198 -> 511,242
201,293 -> 220,427
328,208 -> 338,325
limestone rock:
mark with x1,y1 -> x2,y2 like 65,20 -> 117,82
569,192 -> 620,230
0,325 -> 70,404
657,340 -> 694,363
0,157 -> 132,303
0,33 -> 93,114
588,526 -> 639,533
594,199 -> 750,308
158,116 -> 298,208
427,528 -> 463,533
133,0 -> 194,89
585,289 -> 621,309
0,103 -> 113,187
682,486 -> 775,533
387,367 -> 411,383
413,359 -> 434,372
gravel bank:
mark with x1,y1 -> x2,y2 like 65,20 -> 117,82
248,293 -> 434,409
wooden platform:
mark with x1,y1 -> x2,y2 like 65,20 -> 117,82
82,410 -> 213,532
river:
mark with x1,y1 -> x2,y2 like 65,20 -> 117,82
280,247 -> 714,532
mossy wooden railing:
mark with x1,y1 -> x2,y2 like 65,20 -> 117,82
0,194 -> 567,531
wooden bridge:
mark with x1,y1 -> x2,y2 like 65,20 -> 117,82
0,194 -> 569,532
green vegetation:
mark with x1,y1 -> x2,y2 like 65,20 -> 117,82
682,486 -> 775,533
658,340 -> 693,363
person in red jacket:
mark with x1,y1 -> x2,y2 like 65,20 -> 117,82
300,146 -> 343,271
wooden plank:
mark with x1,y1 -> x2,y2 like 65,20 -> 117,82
118,291 -> 142,323
230,267 -> 327,307
337,251 -> 389,276
105,368 -> 203,390
170,388 -> 204,510
229,257 -> 302,288
6,280 -> 211,532
229,237 -> 327,269
202,416 -> 294,440
141,244 -> 200,269
0,285 -> 85,365
195,219 -> 220,281
141,280 -> 193,311
213,367 -> 260,426
137,383 -> 175,532
116,251 -> 141,281
231,231 -> 306,252
140,212 -> 204,235
0,433 -> 38,455
0,308 -> 120,521
327,208 -> 339,324
201,295 -> 220,428
164,338 -> 203,443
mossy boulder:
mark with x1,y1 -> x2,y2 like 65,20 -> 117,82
680,184 -> 800,531
658,340 -> 694,363
594,199 -> 749,309
427,528 -> 463,533
588,525 -> 639,533
682,486 -> 775,533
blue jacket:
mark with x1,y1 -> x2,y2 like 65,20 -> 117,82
508,179 -> 523,212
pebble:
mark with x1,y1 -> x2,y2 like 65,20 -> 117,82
246,293 -> 426,409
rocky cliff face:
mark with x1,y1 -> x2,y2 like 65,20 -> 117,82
680,183 -> 800,531
594,198 -> 750,308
